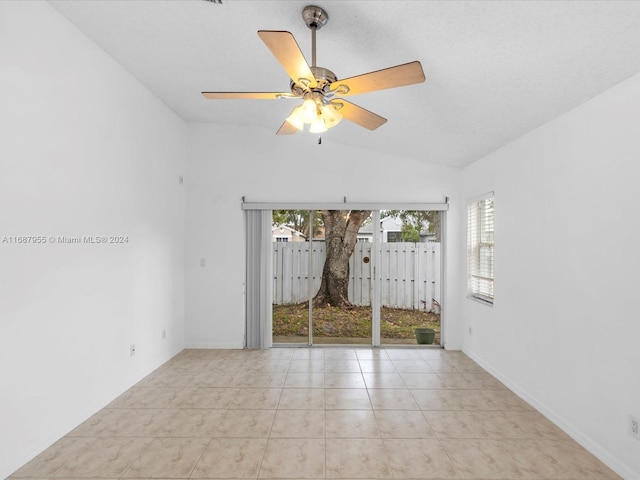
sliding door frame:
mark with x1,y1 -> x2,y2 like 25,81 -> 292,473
243,201 -> 449,348
371,210 -> 381,347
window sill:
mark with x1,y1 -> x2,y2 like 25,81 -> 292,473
467,295 -> 494,307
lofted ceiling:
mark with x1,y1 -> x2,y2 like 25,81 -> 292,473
48,0 -> 640,168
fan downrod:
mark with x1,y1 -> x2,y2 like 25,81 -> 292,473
291,5 -> 334,96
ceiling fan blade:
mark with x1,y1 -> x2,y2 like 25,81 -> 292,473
334,100 -> 387,130
331,61 -> 425,96
202,92 -> 296,100
276,119 -> 299,135
258,30 -> 317,89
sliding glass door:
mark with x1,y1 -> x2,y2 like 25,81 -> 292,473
271,210 -> 314,345
271,210 -> 374,345
263,205 -> 445,347
379,210 -> 442,346
312,210 -> 374,345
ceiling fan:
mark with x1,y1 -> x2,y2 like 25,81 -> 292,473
202,5 -> 426,135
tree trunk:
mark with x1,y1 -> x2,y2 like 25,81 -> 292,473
312,210 -> 371,308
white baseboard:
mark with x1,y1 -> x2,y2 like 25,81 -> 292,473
184,342 -> 244,349
463,347 -> 638,480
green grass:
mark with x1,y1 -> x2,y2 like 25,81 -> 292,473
272,304 -> 440,340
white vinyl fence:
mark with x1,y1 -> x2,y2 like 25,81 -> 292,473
273,242 -> 441,311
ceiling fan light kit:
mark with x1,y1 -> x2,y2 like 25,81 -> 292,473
201,5 -> 426,135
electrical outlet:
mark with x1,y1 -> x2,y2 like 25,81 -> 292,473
630,415 -> 640,440
130,344 -> 136,357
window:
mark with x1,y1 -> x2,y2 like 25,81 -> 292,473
467,194 -> 494,304
275,237 -> 289,242
386,231 -> 402,242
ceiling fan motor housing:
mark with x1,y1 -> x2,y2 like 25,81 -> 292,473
290,66 -> 337,97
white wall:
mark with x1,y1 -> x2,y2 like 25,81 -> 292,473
0,2 -> 186,477
462,73 -> 640,478
10,1 -> 637,477
186,124 -> 464,349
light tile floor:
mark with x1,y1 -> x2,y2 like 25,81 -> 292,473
10,347 -> 621,479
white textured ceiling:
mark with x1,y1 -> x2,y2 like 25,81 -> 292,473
49,0 -> 640,168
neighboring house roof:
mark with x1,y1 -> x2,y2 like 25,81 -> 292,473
272,225 -> 307,238
358,216 -> 403,234
358,216 -> 429,235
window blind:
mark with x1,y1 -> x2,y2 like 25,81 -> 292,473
467,195 -> 494,304
245,210 -> 273,348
